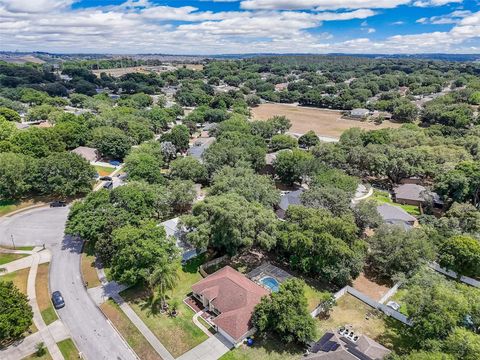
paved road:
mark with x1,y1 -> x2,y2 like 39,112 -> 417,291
0,207 -> 136,360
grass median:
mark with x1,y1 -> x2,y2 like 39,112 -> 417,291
35,263 -> 58,325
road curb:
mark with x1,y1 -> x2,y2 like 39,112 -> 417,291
78,241 -> 140,360
4,203 -> 48,218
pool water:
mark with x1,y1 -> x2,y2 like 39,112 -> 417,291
260,276 -> 280,292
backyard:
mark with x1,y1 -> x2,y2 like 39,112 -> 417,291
251,103 -> 401,138
120,255 -> 209,357
371,189 -> 421,216
220,336 -> 303,360
315,294 -> 411,354
94,165 -> 115,177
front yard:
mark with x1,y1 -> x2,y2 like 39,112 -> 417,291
100,300 -> 161,360
120,255 -> 209,357
0,252 -> 29,265
80,242 -> 101,289
371,189 -> 420,216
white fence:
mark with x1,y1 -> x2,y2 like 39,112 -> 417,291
311,285 -> 412,326
429,262 -> 480,288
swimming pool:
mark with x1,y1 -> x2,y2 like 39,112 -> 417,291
260,276 -> 280,292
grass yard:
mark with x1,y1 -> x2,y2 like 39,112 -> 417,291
94,165 -> 115,177
0,199 -> 36,217
81,242 -> 101,289
0,252 -> 29,265
315,293 -> 411,354
35,263 -> 58,325
100,300 -> 161,360
121,256 -> 208,357
22,349 -> 53,360
251,103 -> 401,138
371,190 -> 421,216
220,336 -> 303,360
390,289 -> 409,316
304,285 -> 332,312
57,338 -> 79,360
0,267 -> 30,294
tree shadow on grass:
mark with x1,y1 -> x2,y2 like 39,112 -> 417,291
376,317 -> 415,355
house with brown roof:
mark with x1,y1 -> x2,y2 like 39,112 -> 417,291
71,146 -> 100,163
191,266 -> 269,346
393,184 -> 443,210
305,330 -> 390,360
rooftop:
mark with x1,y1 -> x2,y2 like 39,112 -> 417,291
393,184 -> 443,204
191,266 -> 269,342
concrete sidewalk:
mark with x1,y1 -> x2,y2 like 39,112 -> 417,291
0,322 -> 69,360
0,250 -> 51,274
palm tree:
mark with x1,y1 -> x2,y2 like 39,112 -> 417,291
148,262 -> 179,310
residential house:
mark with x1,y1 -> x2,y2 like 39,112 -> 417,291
71,146 -> 100,163
274,83 -> 288,92
187,137 -> 215,163
276,189 -> 304,219
393,184 -> 443,210
191,266 -> 269,346
349,108 -> 370,119
160,217 -> 205,263
376,203 -> 418,230
306,331 -> 390,360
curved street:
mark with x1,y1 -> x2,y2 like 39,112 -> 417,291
0,207 -> 136,360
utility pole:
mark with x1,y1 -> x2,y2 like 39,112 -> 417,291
10,234 -> 15,249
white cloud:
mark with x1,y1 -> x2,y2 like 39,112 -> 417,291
0,0 -> 75,13
413,0 -> 462,7
416,10 -> 471,24
240,0 -> 411,10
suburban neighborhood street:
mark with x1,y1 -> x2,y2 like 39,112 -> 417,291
0,207 -> 137,360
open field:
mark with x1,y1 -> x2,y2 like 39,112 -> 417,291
121,256 -> 208,357
36,263 -> 58,325
92,65 -> 176,78
251,103 -> 401,138
100,300 -> 161,360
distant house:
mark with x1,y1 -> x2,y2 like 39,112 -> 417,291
376,203 -> 417,230
306,331 -> 391,360
350,108 -> 370,119
187,137 -> 215,163
276,189 -> 304,219
393,184 -> 443,209
160,217 -> 205,263
191,266 -> 269,346
274,83 -> 288,92
71,146 -> 100,163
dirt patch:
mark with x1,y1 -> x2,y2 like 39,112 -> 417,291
0,267 -> 30,294
351,272 -> 390,302
251,103 -> 401,138
81,253 -> 101,289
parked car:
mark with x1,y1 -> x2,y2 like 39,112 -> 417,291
50,201 -> 67,208
109,160 -> 121,166
103,181 -> 113,190
99,176 -> 112,181
51,291 -> 65,309
386,301 -> 401,311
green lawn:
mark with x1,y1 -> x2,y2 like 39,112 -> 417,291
22,349 -> 52,360
304,285 -> 332,312
220,337 -> 303,360
94,165 -> 115,177
0,252 -> 29,265
371,190 -> 421,216
100,300 -> 161,360
121,255 -> 209,357
389,289 -> 409,316
0,199 -> 34,217
57,338 -> 79,360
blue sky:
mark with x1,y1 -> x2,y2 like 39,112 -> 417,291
0,0 -> 479,54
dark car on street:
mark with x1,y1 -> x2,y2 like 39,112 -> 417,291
103,181 -> 113,190
51,291 -> 65,309
99,176 -> 112,181
50,201 -> 67,208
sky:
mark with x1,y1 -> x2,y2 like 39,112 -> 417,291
0,0 -> 479,54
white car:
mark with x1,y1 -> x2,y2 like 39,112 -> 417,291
387,301 -> 401,311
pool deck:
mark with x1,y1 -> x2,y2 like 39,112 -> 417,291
247,263 -> 293,291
